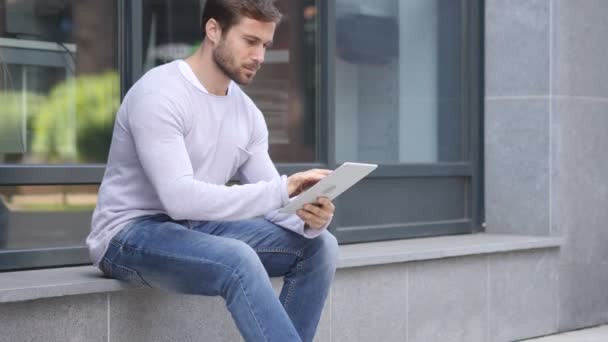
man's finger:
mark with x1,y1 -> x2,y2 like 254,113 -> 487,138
303,204 -> 332,220
312,169 -> 332,175
317,197 -> 335,213
307,216 -> 325,229
297,209 -> 327,228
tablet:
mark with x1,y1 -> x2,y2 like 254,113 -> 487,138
278,162 -> 378,215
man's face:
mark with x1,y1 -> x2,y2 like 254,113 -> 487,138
212,17 -> 276,86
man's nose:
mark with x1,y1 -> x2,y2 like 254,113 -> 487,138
252,46 -> 265,65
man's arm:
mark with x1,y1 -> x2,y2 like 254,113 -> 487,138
238,109 -> 333,238
238,150 -> 333,238
128,93 -> 289,221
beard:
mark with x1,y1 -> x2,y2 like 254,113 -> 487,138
212,39 -> 260,86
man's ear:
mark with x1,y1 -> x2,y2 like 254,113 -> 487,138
205,18 -> 222,46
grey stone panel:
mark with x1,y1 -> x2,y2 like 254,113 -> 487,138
408,256 -> 488,342
488,250 -> 559,342
331,264 -> 407,342
0,294 -> 107,342
485,0 -> 550,96
485,99 -> 550,235
551,98 -> 608,331
558,262 -> 608,331
551,99 -> 608,263
553,0 -> 608,98
109,289 -> 242,342
108,281 -> 329,342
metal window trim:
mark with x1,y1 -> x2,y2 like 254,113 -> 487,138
119,0 -> 143,99
0,247 -> 90,272
466,0 -> 485,232
0,165 -> 105,185
325,0 -> 484,241
333,219 -> 473,244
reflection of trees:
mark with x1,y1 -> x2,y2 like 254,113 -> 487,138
31,71 -> 119,163
0,91 -> 46,162
0,91 -> 46,132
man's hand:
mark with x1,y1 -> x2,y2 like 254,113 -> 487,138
297,197 -> 335,230
287,169 -> 332,197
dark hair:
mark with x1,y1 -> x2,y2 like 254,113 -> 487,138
200,0 -> 282,39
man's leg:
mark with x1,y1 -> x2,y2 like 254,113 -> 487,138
100,214 -> 302,342
190,218 -> 339,342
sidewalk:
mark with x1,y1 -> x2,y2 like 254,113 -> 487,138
522,325 -> 608,341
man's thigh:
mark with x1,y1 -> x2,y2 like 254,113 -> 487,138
190,218 -> 316,277
103,215 -> 265,294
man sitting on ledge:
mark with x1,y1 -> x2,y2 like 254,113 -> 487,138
86,1 -> 338,341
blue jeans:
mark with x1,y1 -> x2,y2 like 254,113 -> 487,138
99,214 -> 339,342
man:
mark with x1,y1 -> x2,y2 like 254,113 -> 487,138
86,1 -> 338,341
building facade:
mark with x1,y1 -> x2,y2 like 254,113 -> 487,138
0,0 -> 607,341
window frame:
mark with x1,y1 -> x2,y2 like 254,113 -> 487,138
0,0 -> 484,271
0,0 -> 131,271
324,0 -> 484,243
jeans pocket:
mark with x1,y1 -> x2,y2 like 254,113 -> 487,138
106,260 -> 151,288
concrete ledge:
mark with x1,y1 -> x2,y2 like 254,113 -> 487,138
0,265 -> 134,303
0,233 -> 563,304
522,324 -> 608,341
338,233 -> 564,268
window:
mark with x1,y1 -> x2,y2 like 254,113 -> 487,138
0,0 -> 119,270
329,0 -> 483,242
0,0 -> 483,270
138,0 -> 320,162
0,1 -> 119,164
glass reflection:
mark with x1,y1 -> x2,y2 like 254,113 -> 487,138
141,0 -> 319,162
335,0 -> 465,164
0,185 -> 98,250
0,0 -> 119,164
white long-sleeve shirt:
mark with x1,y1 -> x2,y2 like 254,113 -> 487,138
86,60 -> 325,266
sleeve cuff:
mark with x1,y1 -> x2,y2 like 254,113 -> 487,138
302,214 -> 333,238
279,174 -> 290,206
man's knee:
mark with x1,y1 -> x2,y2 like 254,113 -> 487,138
226,240 -> 265,271
220,240 -> 269,295
310,231 -> 339,270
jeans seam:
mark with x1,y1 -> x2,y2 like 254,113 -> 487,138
255,247 -> 303,258
283,259 -> 303,311
104,243 -> 121,262
106,259 -> 153,288
253,246 -> 305,311
254,247 -> 305,310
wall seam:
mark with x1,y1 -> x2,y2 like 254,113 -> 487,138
487,95 -> 608,103
550,0 -> 561,331
486,255 -> 491,342
107,293 -> 111,342
549,0 -> 554,237
329,283 -> 333,342
554,95 -> 608,102
486,95 -> 550,100
405,265 -> 409,342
